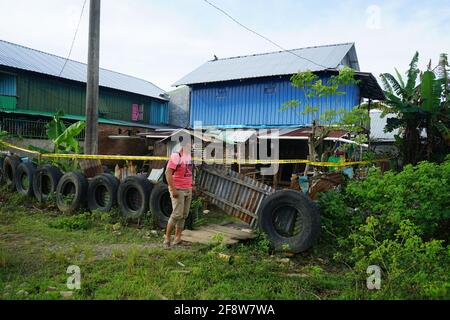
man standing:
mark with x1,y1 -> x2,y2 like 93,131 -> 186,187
164,136 -> 194,247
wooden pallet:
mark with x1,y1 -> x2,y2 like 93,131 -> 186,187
181,223 -> 255,245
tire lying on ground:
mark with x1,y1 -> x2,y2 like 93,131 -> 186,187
149,182 -> 197,230
3,155 -> 21,191
56,172 -> 88,214
33,165 -> 63,202
118,176 -> 153,220
257,190 -> 320,253
88,173 -> 120,212
15,161 -> 37,197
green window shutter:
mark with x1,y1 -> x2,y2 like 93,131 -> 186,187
0,96 -> 17,110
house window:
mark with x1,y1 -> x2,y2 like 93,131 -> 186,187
0,72 -> 17,110
264,84 -> 276,94
132,103 -> 144,121
217,88 -> 227,99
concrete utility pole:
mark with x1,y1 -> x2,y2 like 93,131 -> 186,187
84,0 -> 101,155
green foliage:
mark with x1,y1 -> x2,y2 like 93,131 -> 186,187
320,159 -> 450,241
48,211 -> 126,231
48,213 -> 94,231
46,111 -> 67,141
289,66 -> 358,98
348,218 -> 450,299
318,159 -> 450,299
30,110 -> 86,172
381,52 -> 450,164
282,67 -> 369,168
318,190 -> 364,243
53,121 -> 86,154
345,160 -> 450,240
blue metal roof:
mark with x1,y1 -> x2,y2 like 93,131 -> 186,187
174,43 -> 359,86
0,39 -> 167,100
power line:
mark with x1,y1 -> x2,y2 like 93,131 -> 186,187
59,0 -> 88,77
201,0 -> 330,69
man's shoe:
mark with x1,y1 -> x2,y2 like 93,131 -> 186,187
172,237 -> 183,246
163,237 -> 171,248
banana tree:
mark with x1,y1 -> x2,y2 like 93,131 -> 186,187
420,58 -> 450,161
381,52 -> 450,164
29,111 -> 86,171
380,52 -> 425,165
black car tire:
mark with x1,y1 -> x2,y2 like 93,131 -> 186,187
33,165 -> 63,202
3,155 -> 21,191
56,172 -> 88,214
117,176 -> 153,220
87,173 -> 119,212
257,190 -> 320,253
15,161 -> 37,197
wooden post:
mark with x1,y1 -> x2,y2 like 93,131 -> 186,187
85,0 -> 101,155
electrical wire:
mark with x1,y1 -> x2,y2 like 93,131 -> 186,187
59,0 -> 88,77
201,0 -> 330,69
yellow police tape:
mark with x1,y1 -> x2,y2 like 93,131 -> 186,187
0,141 -> 391,167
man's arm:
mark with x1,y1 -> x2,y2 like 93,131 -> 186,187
165,168 -> 178,198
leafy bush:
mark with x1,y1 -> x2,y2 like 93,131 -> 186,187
345,160 -> 450,240
347,218 -> 450,299
318,159 -> 450,299
48,213 -> 94,231
320,159 -> 450,242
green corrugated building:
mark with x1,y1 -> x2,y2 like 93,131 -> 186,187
0,39 -> 169,129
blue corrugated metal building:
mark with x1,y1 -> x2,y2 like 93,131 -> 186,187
174,43 -> 384,128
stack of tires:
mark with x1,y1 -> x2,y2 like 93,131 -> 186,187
1,153 -> 193,229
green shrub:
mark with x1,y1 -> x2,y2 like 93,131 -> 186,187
345,161 -> 450,240
318,159 -> 450,299
318,189 -> 363,243
346,218 -> 450,299
319,159 -> 450,242
48,213 -> 94,231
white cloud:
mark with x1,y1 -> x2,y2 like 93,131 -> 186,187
0,0 -> 448,92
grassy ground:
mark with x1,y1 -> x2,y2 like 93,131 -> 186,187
0,188 -> 352,300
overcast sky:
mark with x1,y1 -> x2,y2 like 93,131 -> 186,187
0,0 -> 449,92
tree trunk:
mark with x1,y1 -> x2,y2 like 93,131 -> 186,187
304,121 -> 317,176
404,118 -> 421,165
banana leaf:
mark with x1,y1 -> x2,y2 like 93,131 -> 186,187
53,121 -> 86,154
46,110 -> 67,141
421,71 -> 443,112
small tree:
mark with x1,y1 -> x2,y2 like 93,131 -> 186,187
282,67 -> 369,175
28,111 -> 86,171
381,52 -> 450,164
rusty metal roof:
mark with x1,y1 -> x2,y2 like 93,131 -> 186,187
283,128 -> 348,138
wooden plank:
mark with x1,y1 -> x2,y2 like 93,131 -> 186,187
202,190 -> 257,218
180,224 -> 254,245
201,167 -> 272,195
202,225 -> 255,240
194,225 -> 253,239
181,232 -> 238,245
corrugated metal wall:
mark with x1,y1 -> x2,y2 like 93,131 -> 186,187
190,77 -> 360,127
149,99 -> 169,125
0,72 -> 17,109
0,73 -> 16,96
6,69 -> 168,125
